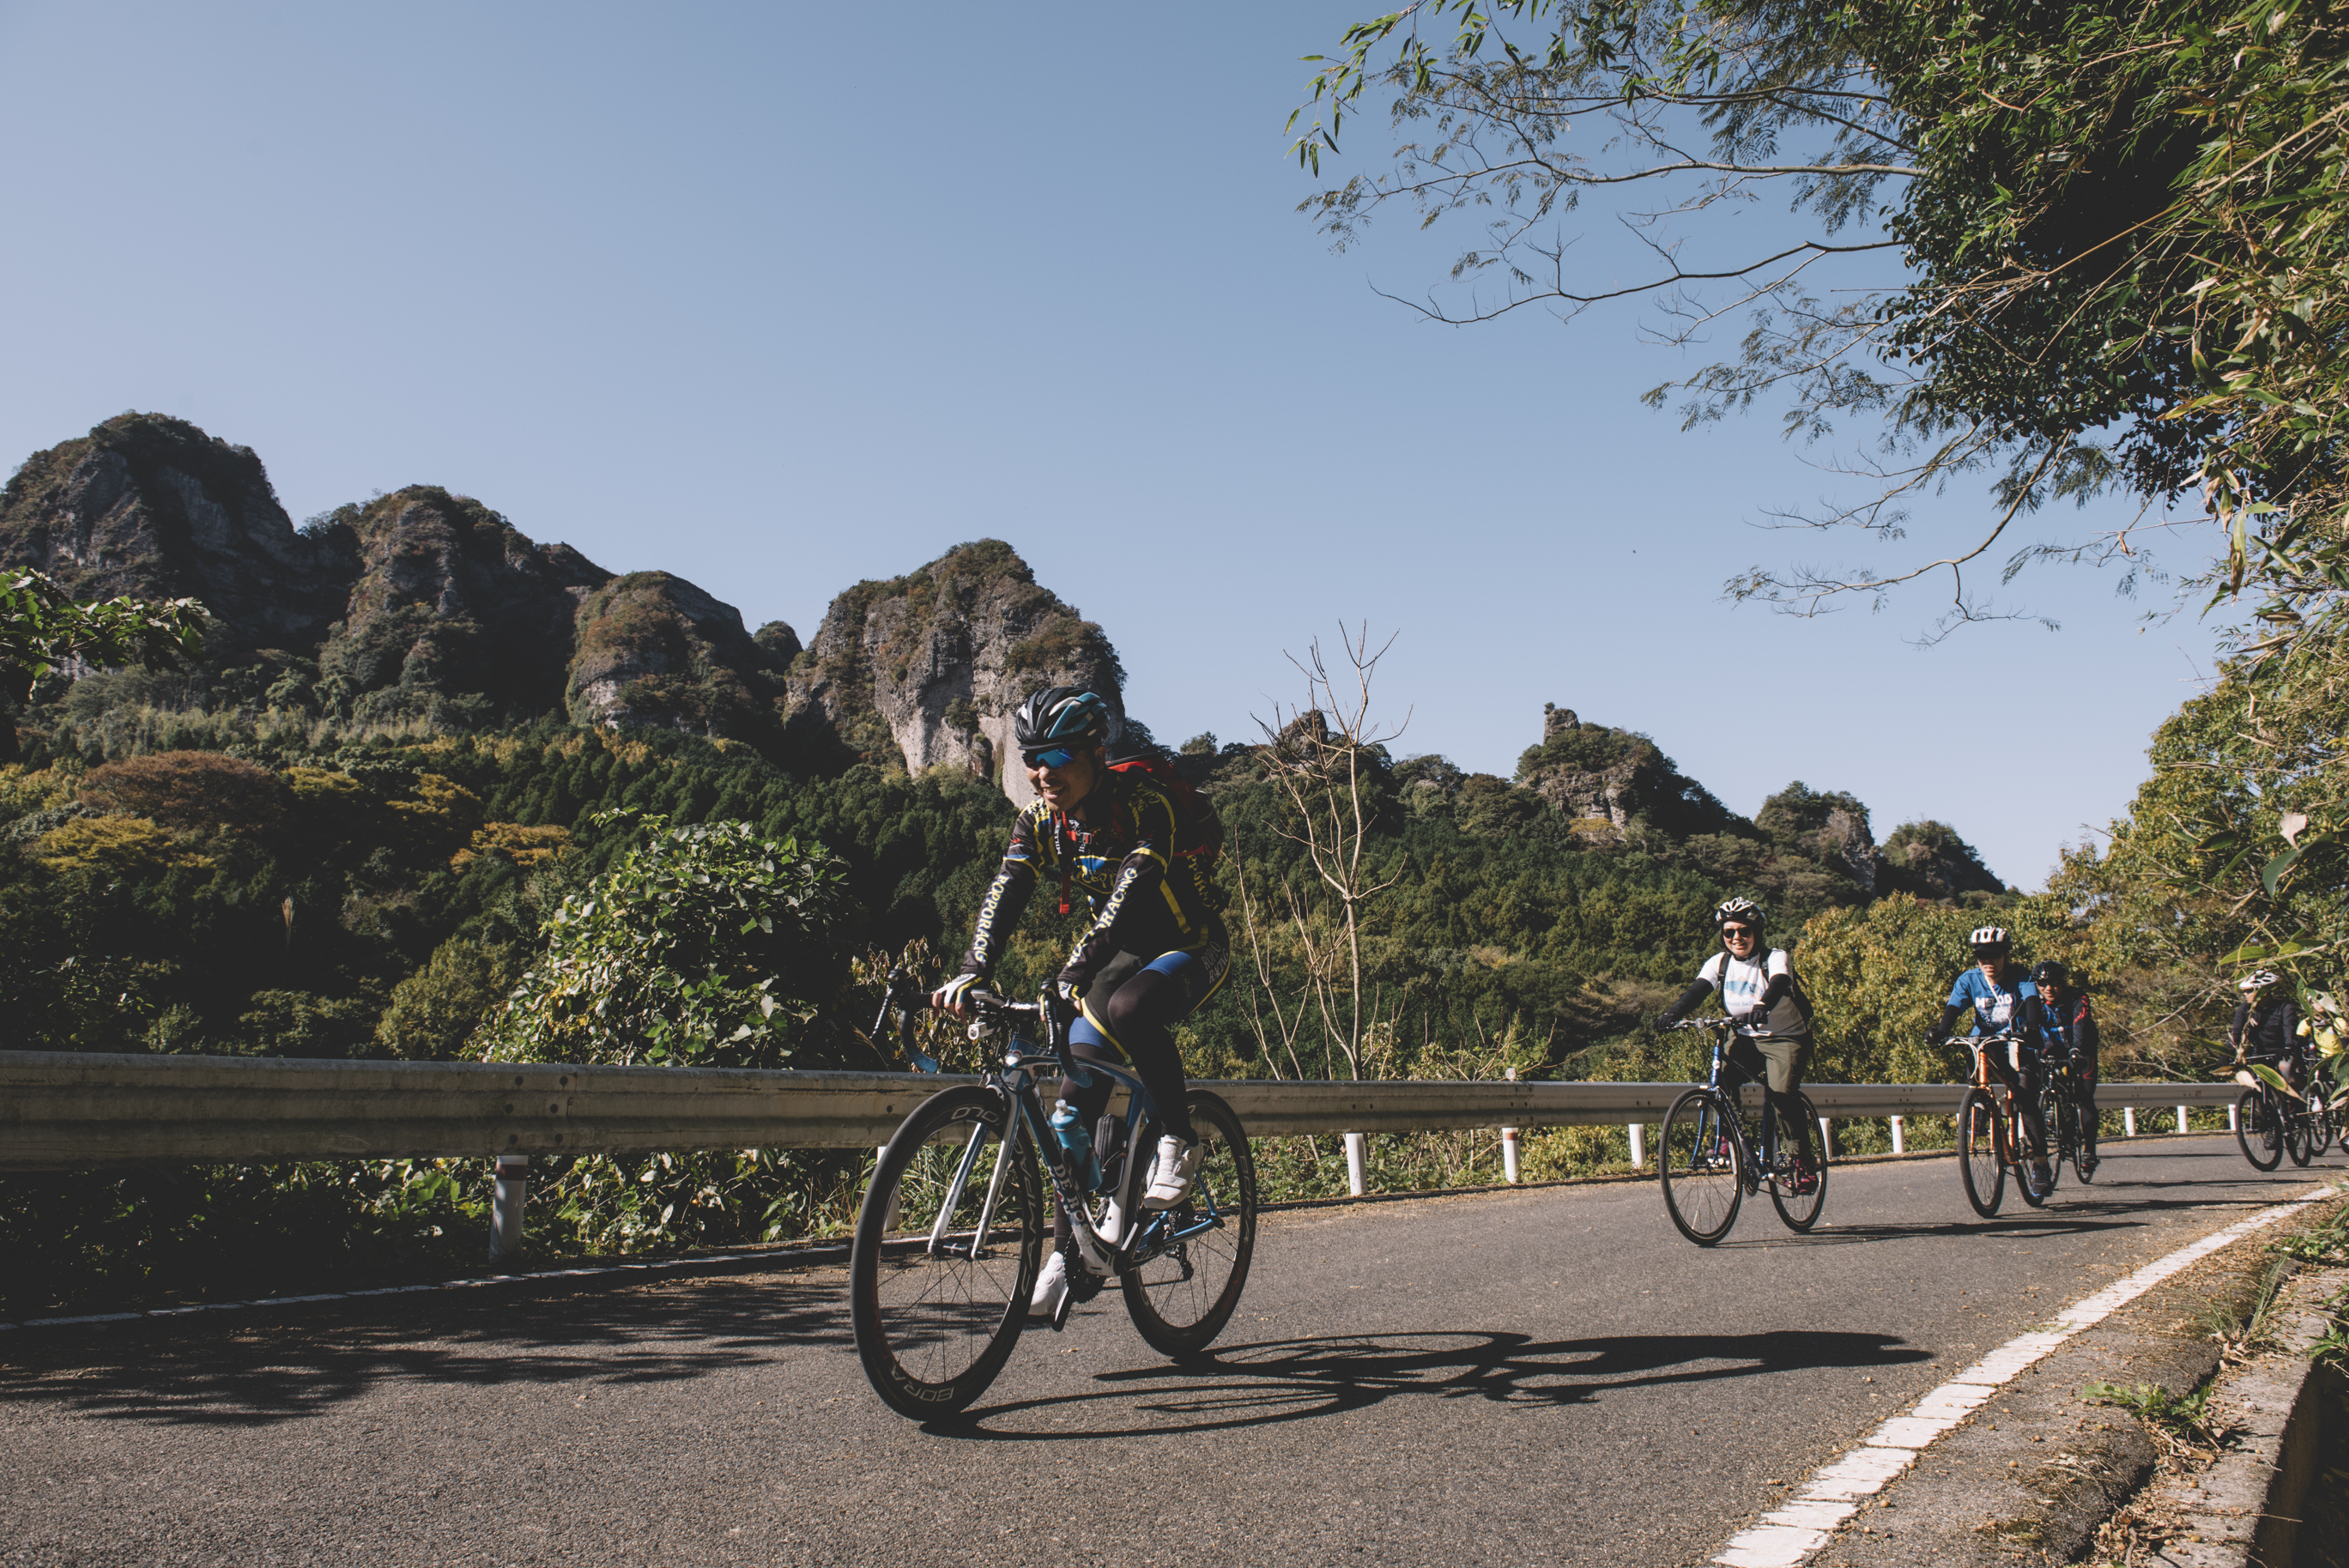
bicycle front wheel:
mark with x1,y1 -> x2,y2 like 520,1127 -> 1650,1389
1660,1088 -> 1744,1245
1121,1090 -> 1257,1358
2016,1092 -> 2057,1208
2314,1096 -> 2337,1158
1959,1087 -> 2005,1218
1767,1091 -> 1827,1232
2237,1088 -> 2284,1171
851,1085 -> 1043,1419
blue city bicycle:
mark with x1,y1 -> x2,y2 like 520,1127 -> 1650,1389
848,971 -> 1258,1419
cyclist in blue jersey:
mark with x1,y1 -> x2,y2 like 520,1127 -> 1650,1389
932,686 -> 1230,1321
1932,925 -> 2051,1190
2032,960 -> 2100,1176
1656,897 -> 1819,1190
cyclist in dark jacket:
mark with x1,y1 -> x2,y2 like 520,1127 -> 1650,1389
933,686 -> 1229,1321
2231,970 -> 2304,1094
2031,960 -> 2099,1175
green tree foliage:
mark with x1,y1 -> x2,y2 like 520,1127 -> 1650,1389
1291,0 -> 2349,633
484,813 -> 849,1069
0,570 -> 209,703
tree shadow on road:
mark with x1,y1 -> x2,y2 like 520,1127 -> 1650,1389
929,1326 -> 1931,1440
0,1271 -> 855,1429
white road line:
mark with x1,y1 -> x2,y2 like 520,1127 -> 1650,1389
1710,1182 -> 2339,1568
0,1248 -> 833,1333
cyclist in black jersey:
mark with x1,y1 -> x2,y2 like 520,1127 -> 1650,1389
2031,960 -> 2100,1176
2231,970 -> 2304,1094
932,686 -> 1231,1320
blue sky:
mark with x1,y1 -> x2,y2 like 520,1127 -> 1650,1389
0,3 -> 2225,889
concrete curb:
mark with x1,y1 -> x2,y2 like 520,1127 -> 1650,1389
2130,1264 -> 2345,1567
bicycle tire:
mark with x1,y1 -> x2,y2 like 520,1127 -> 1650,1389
1660,1088 -> 1744,1245
1958,1087 -> 2005,1219
1119,1090 -> 1258,1358
2237,1088 -> 2284,1171
2016,1089 -> 2056,1208
2315,1097 -> 2337,1158
1767,1090 -> 1827,1232
2070,1094 -> 2098,1184
851,1084 -> 1043,1419
2287,1102 -> 2315,1167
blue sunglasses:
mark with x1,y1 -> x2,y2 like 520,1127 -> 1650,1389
1022,746 -> 1081,770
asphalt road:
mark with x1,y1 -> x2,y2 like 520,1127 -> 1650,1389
3,1135 -> 2340,1568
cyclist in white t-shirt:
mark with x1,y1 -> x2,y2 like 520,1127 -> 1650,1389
1656,898 -> 1819,1190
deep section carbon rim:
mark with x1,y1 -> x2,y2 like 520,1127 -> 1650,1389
851,1086 -> 1042,1418
1121,1090 -> 1257,1358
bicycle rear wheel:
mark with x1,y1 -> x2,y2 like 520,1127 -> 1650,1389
851,1085 -> 1043,1419
1660,1088 -> 1744,1245
1121,1090 -> 1257,1358
2315,1096 -> 2337,1158
1767,1091 -> 1827,1233
2287,1104 -> 2315,1167
1959,1087 -> 2005,1218
2237,1088 -> 2284,1171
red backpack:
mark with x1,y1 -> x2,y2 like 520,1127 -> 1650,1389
1050,752 -> 1223,915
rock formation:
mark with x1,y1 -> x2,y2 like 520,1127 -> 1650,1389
312,486 -> 613,723
1515,707 -> 1742,839
784,540 -> 1123,806
566,571 -> 786,740
0,412 -> 350,655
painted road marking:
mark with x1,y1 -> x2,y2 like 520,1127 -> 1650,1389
1710,1183 -> 2338,1568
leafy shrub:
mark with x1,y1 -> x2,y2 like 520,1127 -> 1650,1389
33,814 -> 211,876
484,812 -> 850,1069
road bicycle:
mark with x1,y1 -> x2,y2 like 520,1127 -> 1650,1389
1946,1031 -> 2055,1216
848,971 -> 1258,1419
2041,1046 -> 2100,1185
2233,1050 -> 2333,1171
1656,1018 -> 1827,1246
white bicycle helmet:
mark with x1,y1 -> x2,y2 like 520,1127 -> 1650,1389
1714,897 -> 1764,931
2238,969 -> 2283,993
1969,925 -> 2011,950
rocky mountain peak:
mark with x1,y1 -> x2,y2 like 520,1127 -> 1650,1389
0,411 -> 346,654
784,540 -> 1123,807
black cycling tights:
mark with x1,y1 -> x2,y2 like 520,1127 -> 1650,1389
1054,966 -> 1196,1245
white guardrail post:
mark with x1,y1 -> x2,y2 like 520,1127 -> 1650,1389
1626,1121 -> 1645,1169
1889,1115 -> 1904,1154
2180,1105 -> 2190,1133
1342,1133 -> 1367,1197
488,1154 -> 529,1261
1500,1068 -> 1521,1184
2124,1106 -> 2137,1137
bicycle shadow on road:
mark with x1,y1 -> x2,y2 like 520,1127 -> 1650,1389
0,1273 -> 852,1429
929,1326 -> 1931,1440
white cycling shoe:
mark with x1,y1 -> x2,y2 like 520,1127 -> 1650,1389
1142,1135 -> 1202,1210
1029,1251 -> 1073,1319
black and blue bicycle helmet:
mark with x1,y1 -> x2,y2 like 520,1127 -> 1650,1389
1012,687 -> 1115,755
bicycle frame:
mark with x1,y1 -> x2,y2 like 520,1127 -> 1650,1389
1963,1031 -> 2047,1171
877,975 -> 1226,1271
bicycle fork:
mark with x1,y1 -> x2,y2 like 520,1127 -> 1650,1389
926,1112 -> 1020,1261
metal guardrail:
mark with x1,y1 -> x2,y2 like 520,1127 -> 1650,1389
0,1050 -> 2251,1171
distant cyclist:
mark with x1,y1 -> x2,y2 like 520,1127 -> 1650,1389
2231,970 -> 2304,1099
1656,898 -> 1818,1189
932,686 -> 1230,1321
2032,960 -> 2100,1177
1932,925 -> 2051,1190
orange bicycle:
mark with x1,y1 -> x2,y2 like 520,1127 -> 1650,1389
1945,1029 -> 2055,1216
